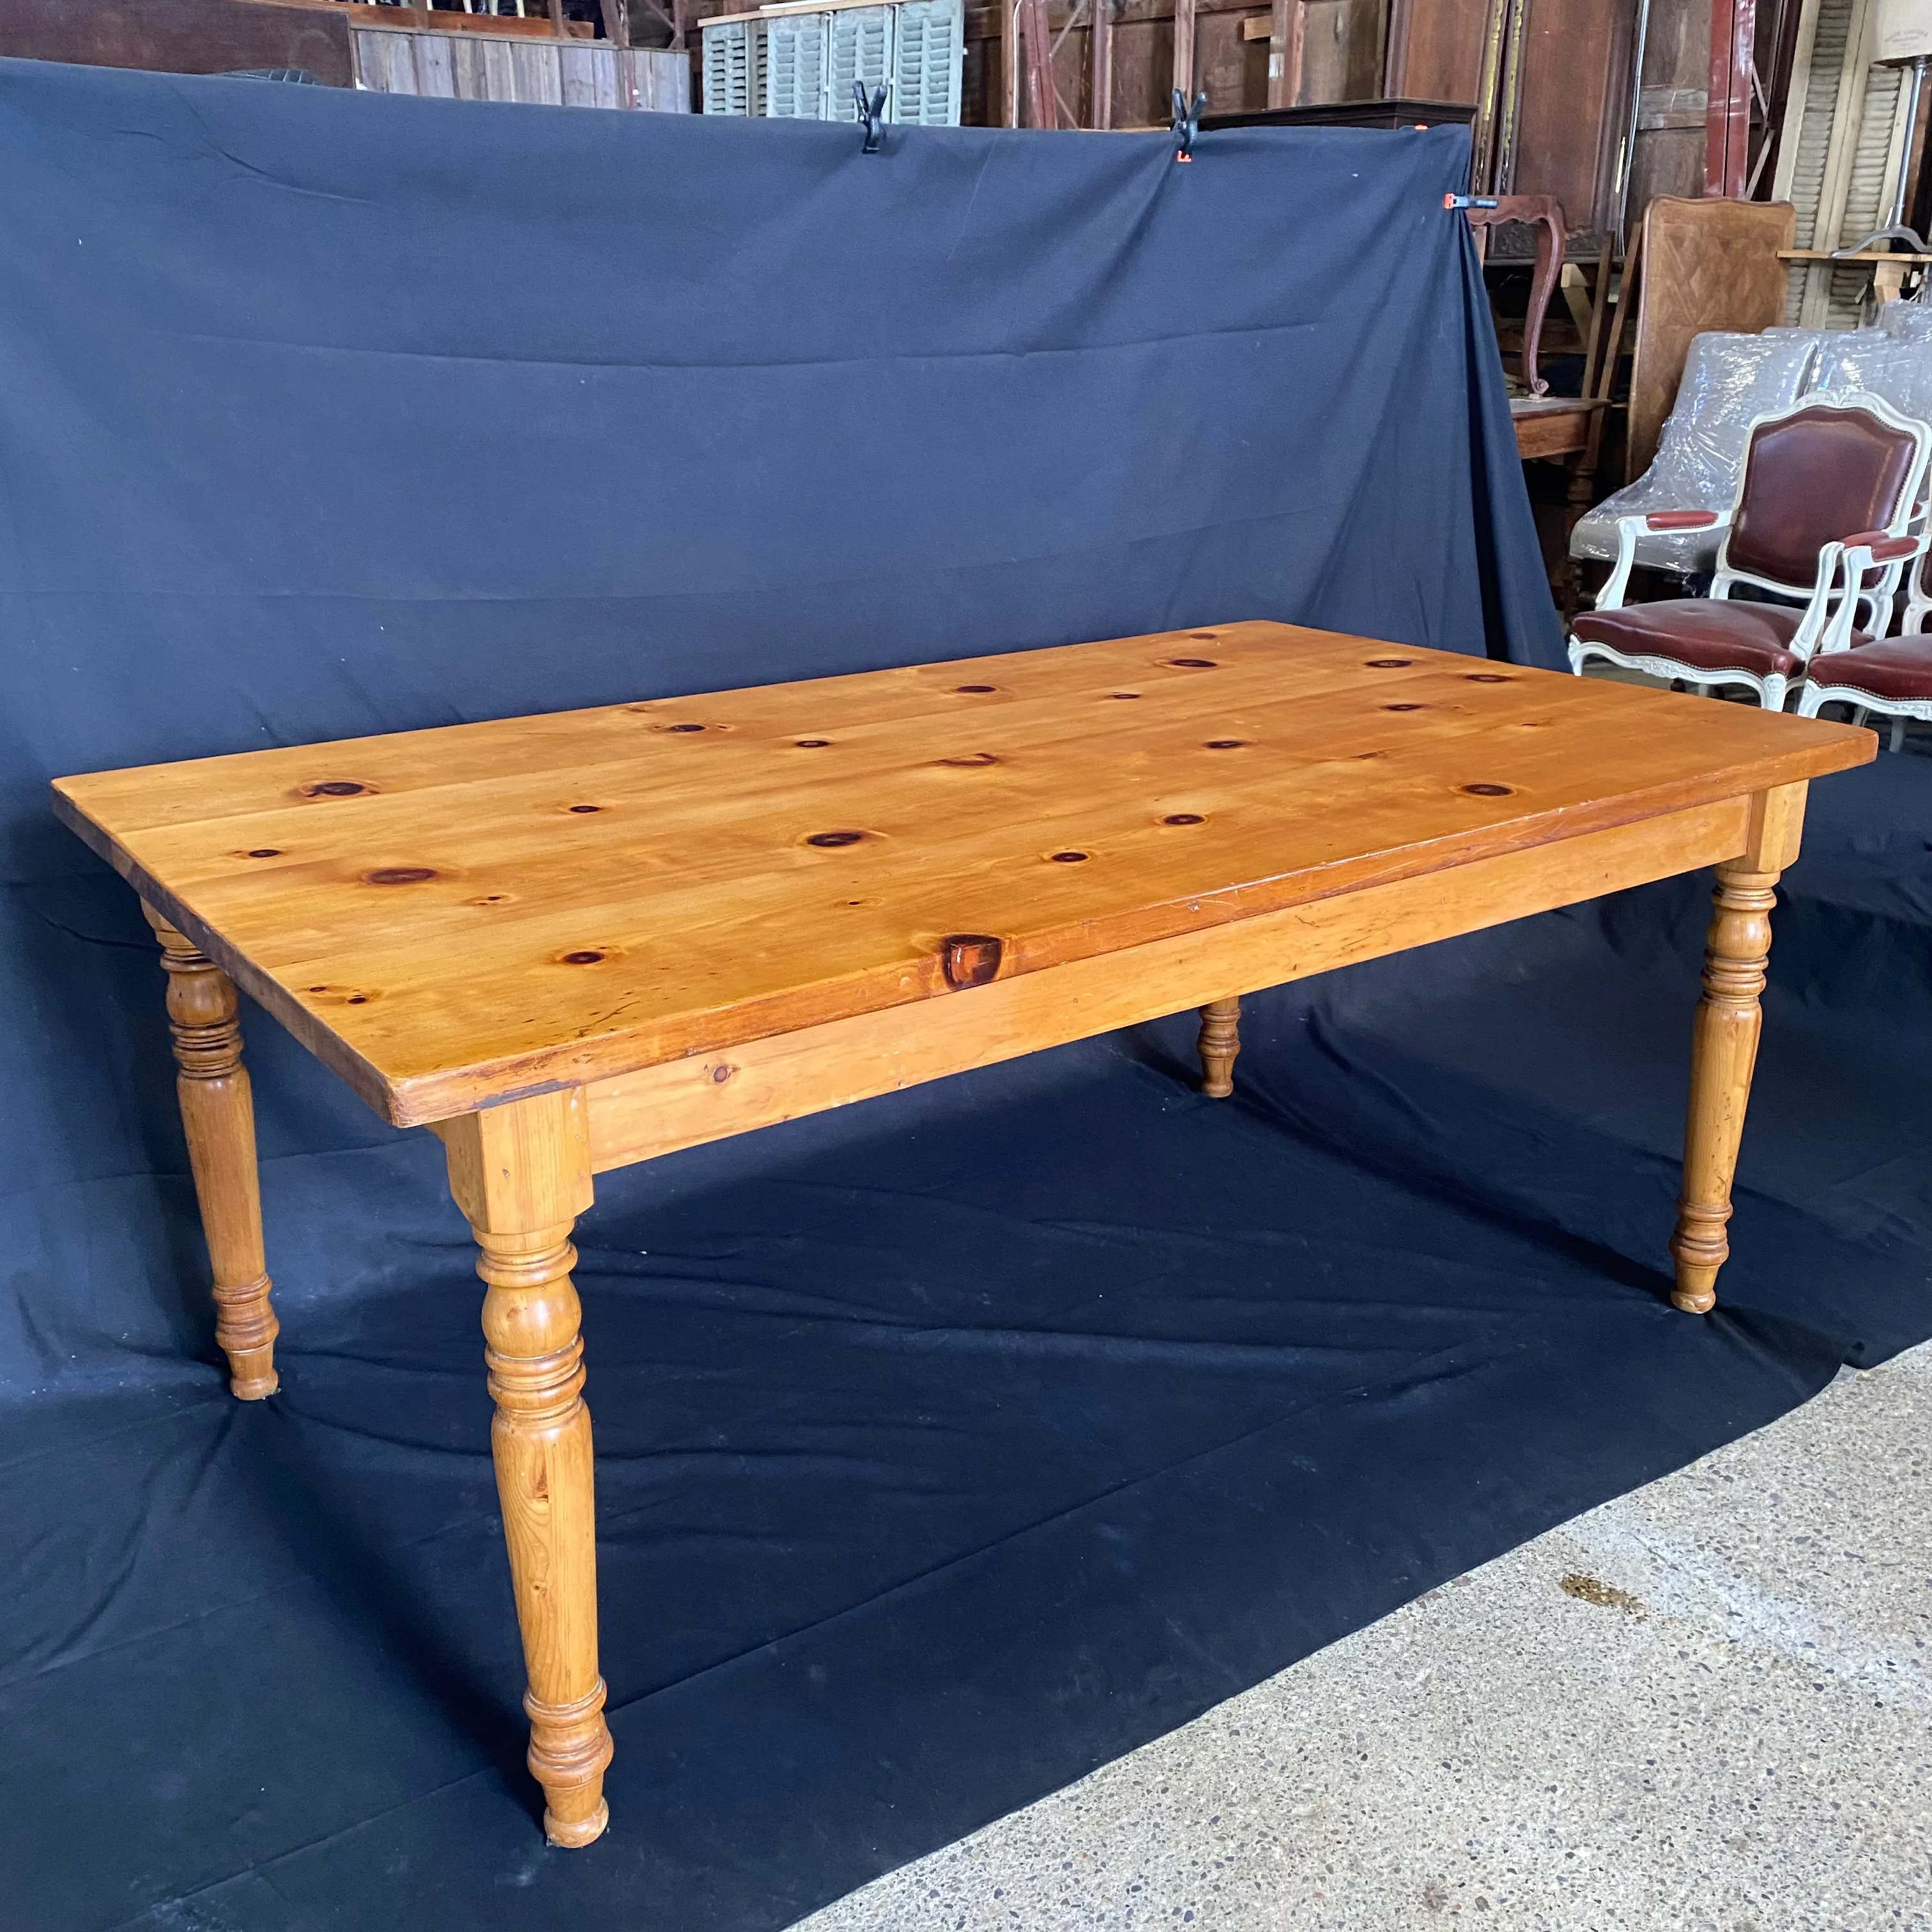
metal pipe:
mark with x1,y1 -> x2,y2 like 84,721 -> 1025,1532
1887,54 -> 1929,230
1616,0 -> 1653,252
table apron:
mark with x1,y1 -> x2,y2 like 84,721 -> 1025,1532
1512,408 -> 1593,461
582,793 -> 1753,1174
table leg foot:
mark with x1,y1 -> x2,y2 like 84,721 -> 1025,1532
1669,855 -> 1780,1315
445,1093 -> 611,1846
1198,996 -> 1240,1098
144,903 -> 279,1399
532,1682 -> 613,1846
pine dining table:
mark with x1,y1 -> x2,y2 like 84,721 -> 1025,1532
52,619 -> 1874,1846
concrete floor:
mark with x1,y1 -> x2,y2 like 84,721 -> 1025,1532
795,1339 -> 1932,1932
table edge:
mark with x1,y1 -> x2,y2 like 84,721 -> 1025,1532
54,719 -> 1874,1131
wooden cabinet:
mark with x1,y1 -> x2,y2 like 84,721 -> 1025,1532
1386,0 -> 1642,254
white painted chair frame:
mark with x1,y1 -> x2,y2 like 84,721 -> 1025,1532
1568,388 -> 1932,712
1797,533 -> 1932,750
1900,540 -> 1932,637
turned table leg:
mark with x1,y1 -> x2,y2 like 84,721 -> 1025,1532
1197,996 -> 1241,1098
143,903 -> 279,1399
1668,785 -> 1805,1314
441,1091 -> 611,1848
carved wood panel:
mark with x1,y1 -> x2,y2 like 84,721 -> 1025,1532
1627,195 -> 1797,482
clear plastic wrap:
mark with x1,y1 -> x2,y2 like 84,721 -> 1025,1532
1570,330 -> 1827,576
1814,329 -> 1932,427
1876,299 -> 1932,341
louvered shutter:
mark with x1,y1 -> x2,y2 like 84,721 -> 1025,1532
889,0 -> 963,125
702,18 -> 763,116
827,6 -> 895,119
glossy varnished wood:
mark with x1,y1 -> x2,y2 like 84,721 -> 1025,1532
1668,783 -> 1804,1315
1197,997 -> 1241,1098
56,624 -> 1873,1128
144,904 -> 279,1399
440,1090 -> 611,1846
578,796 -> 1759,1173
63,625 -> 1879,1853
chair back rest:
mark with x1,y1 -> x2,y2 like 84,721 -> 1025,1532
1726,392 -> 1926,592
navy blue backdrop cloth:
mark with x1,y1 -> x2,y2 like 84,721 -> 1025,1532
0,50 -> 1560,907
3,56 -> 1927,1932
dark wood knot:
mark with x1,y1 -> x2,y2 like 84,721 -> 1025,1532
1165,657 -> 1218,668
1204,739 -> 1248,750
243,848 -> 281,858
937,753 -> 1000,768
1364,658 -> 1412,669
1466,673 -> 1513,683
560,949 -> 606,965
1109,691 -> 1142,700
806,830 -> 866,848
300,779 -> 372,799
567,803 -> 602,814
1460,783 -> 1515,797
1162,813 -> 1204,826
795,739 -> 831,748
1383,702 -> 1425,712
663,723 -> 707,733
1050,850 -> 1089,863
1186,631 -> 1218,640
953,684 -> 997,694
364,866 -> 436,885
941,933 -> 1003,989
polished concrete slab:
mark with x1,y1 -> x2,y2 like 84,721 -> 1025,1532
796,1339 -> 1932,1931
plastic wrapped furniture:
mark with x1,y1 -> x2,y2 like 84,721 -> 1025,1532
1568,389 -> 1932,711
1570,330 -> 1827,580
1814,328 -> 1932,431
1877,299 -> 1932,341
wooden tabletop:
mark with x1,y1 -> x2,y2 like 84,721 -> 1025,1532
54,622 -> 1872,1126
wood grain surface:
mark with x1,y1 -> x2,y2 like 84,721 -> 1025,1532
53,622 -> 1873,1126
577,795 -> 1756,1173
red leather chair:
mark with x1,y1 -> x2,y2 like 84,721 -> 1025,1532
1568,389 -> 1931,711
1798,535 -> 1932,749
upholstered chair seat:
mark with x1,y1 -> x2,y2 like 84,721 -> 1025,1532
1567,390 -> 1930,711
1795,537 -> 1932,752
1804,637 -> 1932,702
1568,599 -> 1873,682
